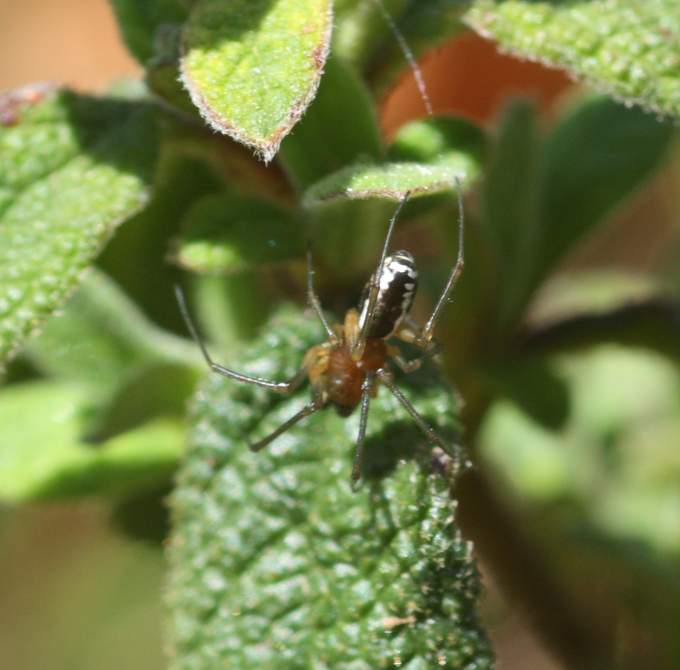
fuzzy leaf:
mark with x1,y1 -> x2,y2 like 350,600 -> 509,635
303,161 -> 475,206
174,193 -> 303,275
0,85 -> 159,366
465,1 -> 680,119
279,56 -> 383,189
167,307 -> 493,669
109,0 -> 189,63
181,0 -> 333,162
0,381 -> 182,502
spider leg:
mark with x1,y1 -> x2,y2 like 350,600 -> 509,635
352,191 -> 410,359
418,177 -> 465,346
377,368 -> 461,468
350,371 -> 376,491
249,398 -> 325,452
387,331 -> 441,375
175,285 -> 305,394
306,243 -> 336,341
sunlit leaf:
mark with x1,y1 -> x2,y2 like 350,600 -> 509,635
181,0 -> 333,162
0,85 -> 159,366
465,1 -> 680,119
167,307 -> 493,669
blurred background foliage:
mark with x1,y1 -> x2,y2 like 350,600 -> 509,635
1,1 -> 680,669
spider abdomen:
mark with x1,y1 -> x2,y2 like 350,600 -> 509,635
325,339 -> 387,416
359,251 -> 417,339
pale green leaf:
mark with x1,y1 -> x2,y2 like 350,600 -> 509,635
0,381 -> 182,502
303,161 -> 475,206
465,1 -> 680,118
0,85 -> 159,366
181,0 -> 333,162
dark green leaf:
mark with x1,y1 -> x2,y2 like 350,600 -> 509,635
535,97 -> 672,283
173,193 -> 303,274
279,56 -> 383,189
0,86 -> 159,366
167,307 -> 493,669
181,0 -> 333,162
109,0 -> 189,63
480,100 -> 540,329
465,1 -> 680,119
333,0 -> 404,67
98,152 -> 223,333
483,357 -> 570,430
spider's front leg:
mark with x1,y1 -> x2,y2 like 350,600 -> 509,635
175,285 -> 307,394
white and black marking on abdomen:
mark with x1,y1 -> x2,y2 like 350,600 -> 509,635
358,250 -> 418,339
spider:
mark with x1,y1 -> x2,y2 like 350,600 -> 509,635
175,183 -> 465,490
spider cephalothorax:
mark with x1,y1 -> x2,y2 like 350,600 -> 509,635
176,185 -> 465,489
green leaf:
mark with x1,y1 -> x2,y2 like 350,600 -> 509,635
535,96 -> 672,284
173,193 -> 303,275
465,1 -> 680,119
26,271 -> 200,438
181,0 -> 333,162
28,270 -> 197,389
167,307 -> 493,669
109,0 -> 189,63
0,86 -> 159,367
483,357 -> 569,430
0,381 -> 182,502
303,161 -> 474,206
279,56 -> 383,189
480,100 -> 540,330
388,115 -> 487,168
98,151 -> 223,333
333,0 -> 405,67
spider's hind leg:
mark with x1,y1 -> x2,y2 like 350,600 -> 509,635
377,368 -> 462,472
249,398 -> 325,452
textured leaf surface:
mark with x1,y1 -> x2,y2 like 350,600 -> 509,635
0,85 -> 158,366
0,381 -> 182,502
465,1 -> 680,118
181,0 -> 333,162
303,161 -> 475,206
174,194 -> 303,275
167,307 -> 493,669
